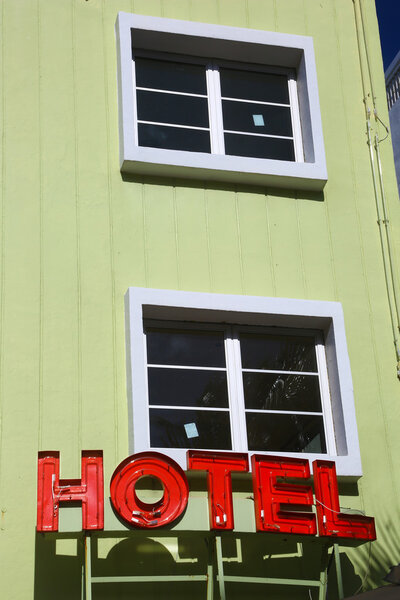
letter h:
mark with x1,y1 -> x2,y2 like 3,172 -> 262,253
37,451 -> 104,532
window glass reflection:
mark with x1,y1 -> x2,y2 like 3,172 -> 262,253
137,91 -> 209,128
240,333 -> 318,372
136,58 -> 207,95
243,373 -> 322,412
146,328 -> 226,367
150,408 -> 232,449
224,133 -> 295,161
246,413 -> 326,453
148,368 -> 229,408
220,68 -> 290,104
138,124 -> 211,153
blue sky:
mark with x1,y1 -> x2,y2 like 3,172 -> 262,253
375,1 -> 400,71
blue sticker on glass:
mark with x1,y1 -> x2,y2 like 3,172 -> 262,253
184,422 -> 199,439
253,114 -> 265,126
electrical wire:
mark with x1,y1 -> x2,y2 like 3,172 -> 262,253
351,540 -> 373,596
315,499 -> 366,516
374,110 -> 389,143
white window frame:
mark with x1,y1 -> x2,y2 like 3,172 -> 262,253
125,288 -> 362,478
115,12 -> 328,191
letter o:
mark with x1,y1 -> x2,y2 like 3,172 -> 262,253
110,452 -> 189,528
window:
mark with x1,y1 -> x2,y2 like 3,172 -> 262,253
145,322 -> 333,455
125,288 -> 362,478
116,13 -> 328,190
135,56 -> 303,162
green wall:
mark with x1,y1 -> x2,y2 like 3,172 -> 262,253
1,0 -> 400,598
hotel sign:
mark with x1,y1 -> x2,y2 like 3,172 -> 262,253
36,450 -> 376,541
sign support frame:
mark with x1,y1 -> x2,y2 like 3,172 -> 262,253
80,532 -> 341,599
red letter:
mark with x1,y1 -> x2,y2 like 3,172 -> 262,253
313,460 -> 376,540
110,452 -> 189,528
37,451 -> 104,532
188,451 -> 249,530
251,455 -> 316,535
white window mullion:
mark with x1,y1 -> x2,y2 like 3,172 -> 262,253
288,75 -> 304,162
206,64 -> 225,155
143,328 -> 152,451
224,327 -> 242,451
315,334 -> 336,455
225,327 -> 248,452
132,58 -> 139,147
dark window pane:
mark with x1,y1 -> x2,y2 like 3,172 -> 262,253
240,333 -> 318,372
150,408 -> 232,449
222,101 -> 292,137
136,58 -> 207,95
220,68 -> 290,104
224,133 -> 295,161
243,373 -> 321,412
246,413 -> 326,453
138,124 -> 211,153
148,368 -> 229,408
146,328 -> 226,367
137,90 -> 209,128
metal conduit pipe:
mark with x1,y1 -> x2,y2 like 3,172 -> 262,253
352,0 -> 370,106
359,0 -> 400,333
374,133 -> 400,328
366,118 -> 400,367
358,0 -> 377,105
353,0 -> 400,376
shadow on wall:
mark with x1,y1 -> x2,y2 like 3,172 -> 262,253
353,512 -> 400,594
34,532 -> 364,600
327,510 -> 400,599
121,172 -> 325,203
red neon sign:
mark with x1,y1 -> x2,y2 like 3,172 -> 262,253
110,452 -> 189,528
37,450 -> 103,531
251,455 -> 316,535
188,450 -> 248,530
36,450 -> 376,542
313,460 -> 376,541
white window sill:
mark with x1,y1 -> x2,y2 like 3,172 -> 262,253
121,146 -> 327,191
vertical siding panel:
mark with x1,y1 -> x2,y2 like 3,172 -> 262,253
0,0 -> 5,497
144,183 -> 179,290
236,191 -> 275,296
132,0 -> 162,17
161,0 -> 191,20
295,199 -> 336,300
189,0 -> 220,23
103,0 -> 139,465
39,1 -> 80,470
308,0 -> 368,306
0,1 -> 41,596
72,0 -> 117,460
266,193 -> 306,298
274,0 -> 306,35
112,180 -> 148,290
217,0 -> 248,27
175,186 -> 212,292
206,189 -> 243,293
246,0 -> 276,31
